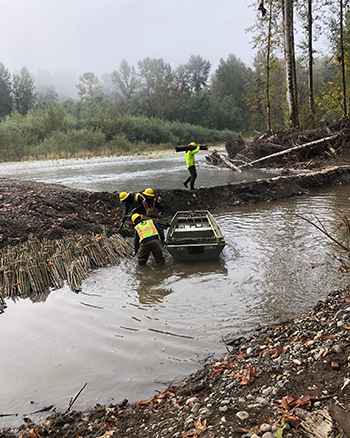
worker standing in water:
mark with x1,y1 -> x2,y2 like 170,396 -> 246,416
183,142 -> 200,190
132,213 -> 165,266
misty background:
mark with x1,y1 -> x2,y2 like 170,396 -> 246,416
1,0 -> 255,100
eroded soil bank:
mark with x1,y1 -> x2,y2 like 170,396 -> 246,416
1,165 -> 350,249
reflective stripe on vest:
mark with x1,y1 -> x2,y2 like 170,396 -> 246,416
135,219 -> 160,243
135,193 -> 145,203
142,198 -> 155,209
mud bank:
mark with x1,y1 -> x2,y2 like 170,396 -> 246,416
160,165 -> 350,215
0,166 -> 349,250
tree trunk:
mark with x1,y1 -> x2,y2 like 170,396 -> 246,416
307,0 -> 315,118
266,2 -> 272,131
284,0 -> 299,127
212,151 -> 242,172
340,0 -> 348,117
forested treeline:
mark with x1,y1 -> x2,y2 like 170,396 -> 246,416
0,0 -> 349,161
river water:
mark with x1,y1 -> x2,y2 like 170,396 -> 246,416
0,153 -> 349,426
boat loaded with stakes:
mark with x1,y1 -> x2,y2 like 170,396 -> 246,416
165,210 -> 226,261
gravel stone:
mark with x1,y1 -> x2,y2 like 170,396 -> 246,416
236,411 -> 249,421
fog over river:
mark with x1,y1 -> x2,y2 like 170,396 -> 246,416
0,153 -> 349,426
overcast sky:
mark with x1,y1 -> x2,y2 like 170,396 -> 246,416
1,0 -> 257,77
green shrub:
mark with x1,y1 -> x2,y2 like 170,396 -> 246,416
0,101 -> 238,161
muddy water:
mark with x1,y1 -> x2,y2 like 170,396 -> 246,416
0,157 -> 349,426
0,152 -> 277,192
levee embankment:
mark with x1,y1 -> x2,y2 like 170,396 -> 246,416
159,166 -> 350,215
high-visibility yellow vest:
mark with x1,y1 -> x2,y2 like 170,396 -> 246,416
185,145 -> 200,168
135,219 -> 160,243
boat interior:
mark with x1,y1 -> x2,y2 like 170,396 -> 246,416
169,216 -> 216,239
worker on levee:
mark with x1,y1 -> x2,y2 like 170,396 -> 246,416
132,213 -> 165,266
119,191 -> 145,228
183,142 -> 201,190
134,188 -> 165,219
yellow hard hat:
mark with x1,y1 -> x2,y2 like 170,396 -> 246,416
189,142 -> 196,146
143,188 -> 154,197
132,213 -> 142,224
119,191 -> 129,201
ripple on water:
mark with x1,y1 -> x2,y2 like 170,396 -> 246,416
0,178 -> 350,425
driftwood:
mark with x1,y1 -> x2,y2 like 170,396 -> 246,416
329,403 -> 350,438
64,382 -> 88,414
300,408 -> 333,438
175,145 -> 209,152
238,134 -> 339,169
205,150 -> 243,172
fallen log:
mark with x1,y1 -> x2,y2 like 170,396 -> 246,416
300,408 -> 333,438
238,134 -> 339,169
215,150 -> 242,172
205,150 -> 242,172
329,403 -> 350,438
175,145 -> 209,152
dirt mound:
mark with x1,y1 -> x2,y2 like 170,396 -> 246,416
0,179 -> 123,249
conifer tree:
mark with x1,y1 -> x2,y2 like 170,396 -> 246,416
12,67 -> 37,115
0,62 -> 13,118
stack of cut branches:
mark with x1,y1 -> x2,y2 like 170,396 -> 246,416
0,233 -> 134,299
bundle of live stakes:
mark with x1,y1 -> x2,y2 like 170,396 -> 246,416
0,233 -> 134,303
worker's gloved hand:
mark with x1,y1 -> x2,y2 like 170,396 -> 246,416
157,213 -> 162,219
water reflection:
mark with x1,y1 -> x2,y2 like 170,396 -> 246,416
130,256 -> 228,306
6,289 -> 51,305
134,280 -> 173,306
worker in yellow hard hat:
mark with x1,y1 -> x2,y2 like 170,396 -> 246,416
132,213 -> 165,265
183,142 -> 201,190
118,191 -> 145,227
133,188 -> 165,219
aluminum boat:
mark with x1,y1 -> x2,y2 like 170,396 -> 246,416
165,210 -> 226,261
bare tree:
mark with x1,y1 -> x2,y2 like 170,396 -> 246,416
339,0 -> 348,117
250,0 -> 283,130
283,0 -> 299,127
307,0 -> 315,115
266,1 -> 273,131
327,0 -> 349,119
